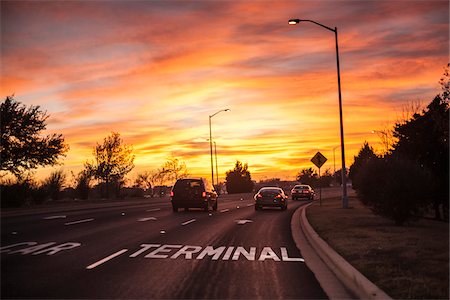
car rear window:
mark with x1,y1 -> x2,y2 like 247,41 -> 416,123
260,189 -> 281,196
173,180 -> 203,192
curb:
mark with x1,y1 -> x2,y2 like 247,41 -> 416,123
298,203 -> 391,300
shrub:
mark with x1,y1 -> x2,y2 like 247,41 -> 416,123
356,157 -> 432,225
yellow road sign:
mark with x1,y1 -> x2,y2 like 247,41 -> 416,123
311,152 -> 327,168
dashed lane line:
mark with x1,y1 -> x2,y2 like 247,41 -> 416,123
138,217 -> 157,222
220,209 -> 230,213
44,215 -> 67,220
246,203 -> 254,207
181,219 -> 196,226
86,249 -> 128,269
64,218 -> 94,226
146,208 -> 161,212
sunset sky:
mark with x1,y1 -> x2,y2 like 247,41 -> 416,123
1,0 -> 448,184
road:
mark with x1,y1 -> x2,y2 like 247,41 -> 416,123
1,190 -> 340,299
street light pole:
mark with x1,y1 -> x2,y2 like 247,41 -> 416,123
288,18 -> 349,208
214,141 -> 219,187
209,109 -> 230,188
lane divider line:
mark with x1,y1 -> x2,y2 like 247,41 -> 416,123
86,249 -> 128,270
146,208 -> 161,212
64,218 -> 94,226
44,215 -> 67,220
220,209 -> 230,213
246,203 -> 254,207
138,217 -> 157,222
181,219 -> 196,226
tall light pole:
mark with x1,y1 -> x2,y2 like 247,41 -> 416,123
288,18 -> 349,208
214,141 -> 219,187
209,109 -> 229,187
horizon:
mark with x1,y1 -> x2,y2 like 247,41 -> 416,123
1,0 -> 448,183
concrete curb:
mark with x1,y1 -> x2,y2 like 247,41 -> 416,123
298,203 -> 392,300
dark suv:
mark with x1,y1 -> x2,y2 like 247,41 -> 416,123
171,178 -> 218,212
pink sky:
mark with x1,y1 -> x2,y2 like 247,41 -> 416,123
1,0 -> 448,183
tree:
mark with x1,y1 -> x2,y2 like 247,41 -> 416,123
160,157 -> 189,183
296,168 -> 318,187
349,142 -> 379,190
72,169 -> 92,200
42,169 -> 66,201
392,94 -> 449,220
86,132 -> 134,198
225,161 -> 254,194
356,157 -> 432,225
0,96 -> 68,178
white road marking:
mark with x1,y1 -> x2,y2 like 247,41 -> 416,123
138,217 -> 157,222
181,219 -> 196,226
160,230 -> 166,234
44,215 -> 67,220
220,209 -> 230,213
146,208 -> 161,212
246,203 -> 254,207
64,218 -> 94,226
236,219 -> 253,225
86,249 -> 128,269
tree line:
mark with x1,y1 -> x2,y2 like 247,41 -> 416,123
348,65 -> 449,225
0,95 -> 256,207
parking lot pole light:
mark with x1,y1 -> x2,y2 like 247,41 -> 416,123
288,18 -> 348,208
209,109 -> 230,188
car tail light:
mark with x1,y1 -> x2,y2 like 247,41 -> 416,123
170,191 -> 174,197
202,191 -> 207,198
257,194 -> 262,198
276,194 -> 282,199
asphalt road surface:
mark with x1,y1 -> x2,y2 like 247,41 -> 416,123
1,191 -> 335,299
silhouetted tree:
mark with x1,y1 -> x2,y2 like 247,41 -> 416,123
73,169 -> 92,200
349,142 -> 379,190
392,94 -> 449,220
225,161 -> 254,194
0,96 -> 68,178
86,132 -> 134,198
296,168 -> 318,187
356,157 -> 432,225
160,156 -> 189,183
42,169 -> 66,201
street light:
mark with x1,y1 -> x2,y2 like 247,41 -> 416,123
209,109 -> 229,188
288,18 -> 349,208
214,141 -> 219,187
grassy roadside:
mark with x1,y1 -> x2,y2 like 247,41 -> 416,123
307,195 -> 449,299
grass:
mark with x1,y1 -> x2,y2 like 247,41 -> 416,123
307,195 -> 449,299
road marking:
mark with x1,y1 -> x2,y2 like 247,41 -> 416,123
44,215 -> 67,220
181,219 -> 196,226
138,217 -> 157,222
220,209 -> 230,213
246,203 -> 254,207
160,230 -> 166,234
64,218 -> 94,226
236,219 -> 253,225
86,249 -> 128,269
146,208 -> 161,212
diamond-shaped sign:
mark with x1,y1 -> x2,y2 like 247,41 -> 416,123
311,152 -> 327,168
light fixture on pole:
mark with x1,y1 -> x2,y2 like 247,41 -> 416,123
209,109 -> 229,187
288,18 -> 349,208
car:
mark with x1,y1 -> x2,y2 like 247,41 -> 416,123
254,187 -> 288,211
290,184 -> 315,201
170,178 -> 218,212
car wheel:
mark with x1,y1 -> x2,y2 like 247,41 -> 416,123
255,205 -> 259,211
172,205 -> 178,212
213,201 -> 218,211
282,205 -> 287,211
204,203 -> 209,212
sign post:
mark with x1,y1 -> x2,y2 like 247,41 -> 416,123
311,152 -> 327,206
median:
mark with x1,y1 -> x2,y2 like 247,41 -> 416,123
306,195 -> 449,299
